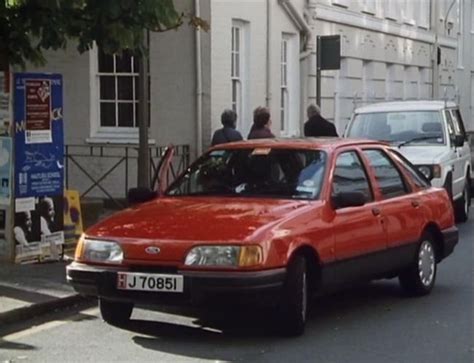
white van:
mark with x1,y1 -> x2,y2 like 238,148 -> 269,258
345,101 -> 471,222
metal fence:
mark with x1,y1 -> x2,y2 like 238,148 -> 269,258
64,144 -> 190,208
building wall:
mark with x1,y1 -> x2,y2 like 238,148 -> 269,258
209,0 -> 301,142
307,0 -> 460,134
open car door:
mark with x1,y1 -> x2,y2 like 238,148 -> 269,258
152,145 -> 175,196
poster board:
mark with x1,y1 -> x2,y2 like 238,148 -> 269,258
13,73 -> 64,263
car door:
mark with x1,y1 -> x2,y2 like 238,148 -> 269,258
361,148 -> 422,265
444,110 -> 463,198
450,108 -> 470,195
329,150 -> 387,282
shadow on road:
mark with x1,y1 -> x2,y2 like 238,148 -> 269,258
110,279 -> 452,361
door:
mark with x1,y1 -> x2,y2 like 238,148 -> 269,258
450,108 -> 470,198
152,145 -> 175,195
444,110 -> 463,198
361,149 -> 421,253
330,151 -> 386,282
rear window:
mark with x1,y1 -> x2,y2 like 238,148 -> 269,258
348,111 -> 445,146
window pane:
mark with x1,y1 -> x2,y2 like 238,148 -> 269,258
100,76 -> 116,100
332,151 -> 372,201
363,149 -> 407,199
115,51 -> 133,73
100,103 -> 116,127
98,50 -> 114,73
118,103 -> 134,127
118,77 -> 133,100
235,28 -> 240,51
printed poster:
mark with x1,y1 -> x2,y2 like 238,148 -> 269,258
14,73 -> 64,263
0,136 -> 12,205
14,73 -> 64,198
0,71 -> 10,136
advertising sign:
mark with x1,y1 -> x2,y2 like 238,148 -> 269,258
0,136 -> 12,205
25,79 -> 52,144
0,71 -> 10,136
14,73 -> 64,263
14,73 -> 64,198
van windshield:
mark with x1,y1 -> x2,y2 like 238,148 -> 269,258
348,111 -> 445,146
167,148 -> 327,200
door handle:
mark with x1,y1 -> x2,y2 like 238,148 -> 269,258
372,207 -> 381,216
411,200 -> 420,208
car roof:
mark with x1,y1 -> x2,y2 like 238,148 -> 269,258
209,137 -> 387,151
355,100 -> 458,114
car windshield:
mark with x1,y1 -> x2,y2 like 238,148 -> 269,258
167,148 -> 327,200
348,111 -> 445,146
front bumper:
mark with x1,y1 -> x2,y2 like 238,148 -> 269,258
66,262 -> 286,306
441,226 -> 458,259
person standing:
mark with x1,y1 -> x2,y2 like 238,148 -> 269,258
248,106 -> 275,139
211,109 -> 243,146
304,104 -> 338,137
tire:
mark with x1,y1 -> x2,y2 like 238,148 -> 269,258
99,298 -> 133,325
455,178 -> 470,223
278,255 -> 308,336
399,233 -> 437,296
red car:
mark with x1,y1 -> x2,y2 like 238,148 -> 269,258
67,139 -> 458,336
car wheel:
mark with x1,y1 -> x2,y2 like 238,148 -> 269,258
399,234 -> 437,296
455,179 -> 470,223
99,298 -> 133,325
278,255 -> 308,336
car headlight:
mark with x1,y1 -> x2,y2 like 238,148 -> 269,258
75,235 -> 123,264
184,245 -> 263,267
417,165 -> 441,180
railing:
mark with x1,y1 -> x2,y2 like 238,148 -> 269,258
64,144 -> 190,208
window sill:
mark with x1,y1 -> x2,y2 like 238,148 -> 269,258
86,137 -> 156,145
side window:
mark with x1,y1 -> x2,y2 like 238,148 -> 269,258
444,111 -> 456,138
451,109 -> 467,140
332,151 -> 373,202
363,149 -> 409,199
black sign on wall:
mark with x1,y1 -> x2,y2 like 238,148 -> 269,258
319,35 -> 341,70
316,35 -> 341,107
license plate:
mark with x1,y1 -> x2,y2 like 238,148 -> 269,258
117,272 -> 184,293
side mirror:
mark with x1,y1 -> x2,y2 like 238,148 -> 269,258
454,134 -> 465,148
331,191 -> 367,210
127,187 -> 157,205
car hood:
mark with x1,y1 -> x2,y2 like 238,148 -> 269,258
394,145 -> 448,165
86,197 -> 314,262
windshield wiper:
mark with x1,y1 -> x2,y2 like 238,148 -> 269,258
397,136 -> 441,148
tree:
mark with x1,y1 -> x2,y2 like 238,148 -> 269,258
0,0 -> 208,67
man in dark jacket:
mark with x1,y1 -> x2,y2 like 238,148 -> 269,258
248,106 -> 275,139
304,104 -> 338,137
211,109 -> 243,146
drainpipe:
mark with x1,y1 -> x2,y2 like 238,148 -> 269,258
195,0 -> 203,157
266,0 -> 272,108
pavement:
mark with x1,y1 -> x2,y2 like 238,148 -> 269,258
0,258 -> 90,327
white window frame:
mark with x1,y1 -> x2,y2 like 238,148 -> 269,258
279,33 -> 299,137
403,0 -> 416,25
231,20 -> 249,133
89,45 -> 142,143
361,0 -> 377,15
417,0 -> 430,29
384,0 -> 399,21
280,37 -> 289,133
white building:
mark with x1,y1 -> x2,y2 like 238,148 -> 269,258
24,0 -> 473,199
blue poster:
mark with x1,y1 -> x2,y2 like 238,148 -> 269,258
14,73 -> 64,198
0,136 -> 12,205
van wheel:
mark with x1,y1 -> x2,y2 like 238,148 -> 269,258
455,179 -> 470,223
399,233 -> 437,296
99,298 -> 133,325
278,255 -> 308,336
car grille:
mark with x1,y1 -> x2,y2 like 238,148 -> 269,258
129,265 -> 179,274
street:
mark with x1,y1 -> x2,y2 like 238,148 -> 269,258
1,217 -> 473,363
